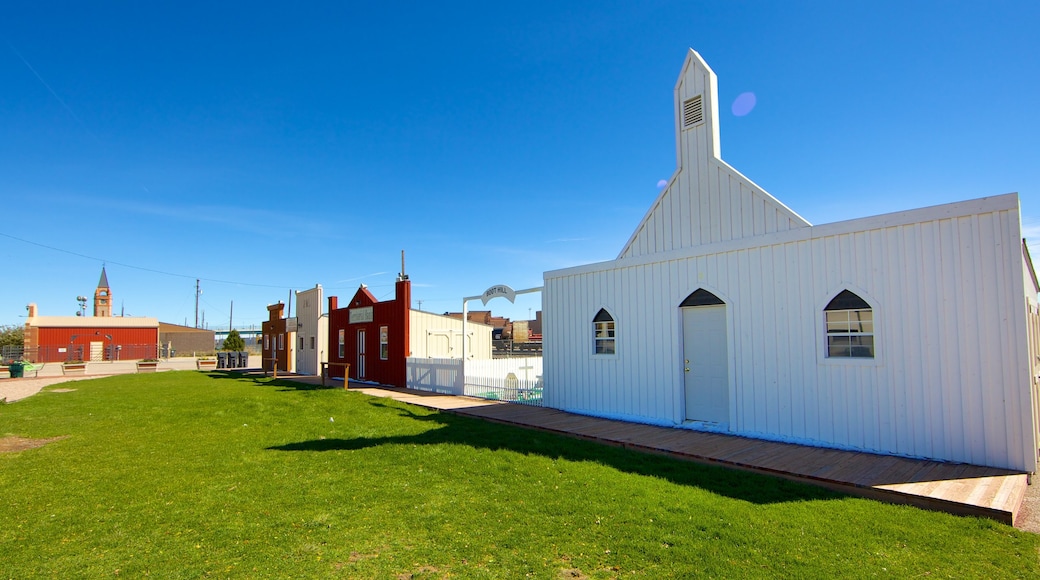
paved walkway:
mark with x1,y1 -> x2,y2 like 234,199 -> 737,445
284,375 -> 1038,530
342,384 -> 1030,526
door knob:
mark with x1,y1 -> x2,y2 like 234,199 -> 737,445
684,367 -> 690,372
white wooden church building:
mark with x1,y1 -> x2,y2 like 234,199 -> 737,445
542,49 -> 1040,473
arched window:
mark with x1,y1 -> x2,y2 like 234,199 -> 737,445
593,309 -> 616,355
824,290 -> 874,358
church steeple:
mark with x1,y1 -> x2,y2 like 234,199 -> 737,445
94,266 -> 112,317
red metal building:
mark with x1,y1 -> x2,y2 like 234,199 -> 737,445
327,278 -> 411,386
23,304 -> 159,362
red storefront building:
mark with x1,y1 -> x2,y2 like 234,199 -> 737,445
326,277 -> 411,386
261,302 -> 294,373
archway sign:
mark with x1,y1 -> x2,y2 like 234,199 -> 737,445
461,283 -> 543,375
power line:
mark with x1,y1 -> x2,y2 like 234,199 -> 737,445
0,230 -> 301,290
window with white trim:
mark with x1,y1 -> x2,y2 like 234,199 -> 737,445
824,290 -> 874,358
278,334 -> 284,351
338,329 -> 345,358
593,309 -> 616,355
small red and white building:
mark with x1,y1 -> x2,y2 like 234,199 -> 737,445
327,274 -> 492,387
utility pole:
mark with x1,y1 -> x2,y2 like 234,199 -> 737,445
195,279 -> 201,328
229,300 -> 234,331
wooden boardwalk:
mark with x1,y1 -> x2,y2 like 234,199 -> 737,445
339,384 -> 1030,525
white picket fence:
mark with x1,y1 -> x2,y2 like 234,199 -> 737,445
406,357 -> 544,406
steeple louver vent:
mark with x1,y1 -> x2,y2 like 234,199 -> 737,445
682,95 -> 704,128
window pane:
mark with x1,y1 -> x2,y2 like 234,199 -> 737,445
826,311 -> 850,332
827,335 -> 852,357
849,310 -> 871,332
596,339 -> 615,355
827,321 -> 851,333
827,333 -> 875,358
849,335 -> 874,358
856,311 -> 873,333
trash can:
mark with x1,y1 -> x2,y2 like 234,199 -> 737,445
217,352 -> 228,369
238,351 -> 249,368
9,361 -> 25,378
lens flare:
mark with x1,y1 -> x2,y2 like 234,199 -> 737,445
731,92 -> 757,117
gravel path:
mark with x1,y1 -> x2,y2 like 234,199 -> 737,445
0,376 -> 94,403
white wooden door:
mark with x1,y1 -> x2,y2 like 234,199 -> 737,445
89,341 -> 104,362
357,329 -> 366,379
682,305 -> 728,423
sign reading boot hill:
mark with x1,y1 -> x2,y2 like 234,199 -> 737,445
481,284 -> 516,305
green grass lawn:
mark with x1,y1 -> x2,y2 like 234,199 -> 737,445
1,372 -> 1037,578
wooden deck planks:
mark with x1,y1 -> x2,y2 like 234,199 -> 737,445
341,384 -> 1028,525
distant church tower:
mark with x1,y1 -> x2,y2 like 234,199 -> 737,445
94,267 -> 112,317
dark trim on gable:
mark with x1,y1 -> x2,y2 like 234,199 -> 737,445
680,289 -> 724,307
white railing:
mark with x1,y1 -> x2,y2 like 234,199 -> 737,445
406,357 -> 544,405
406,357 -> 464,395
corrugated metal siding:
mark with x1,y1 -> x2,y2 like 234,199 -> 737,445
619,50 -> 808,260
545,204 -> 1036,471
409,311 -> 493,359
327,280 -> 411,387
35,326 -> 158,362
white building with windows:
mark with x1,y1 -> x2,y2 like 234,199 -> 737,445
294,284 -> 328,376
543,49 -> 1040,473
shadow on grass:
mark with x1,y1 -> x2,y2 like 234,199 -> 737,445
267,399 -> 845,506
200,371 -> 338,392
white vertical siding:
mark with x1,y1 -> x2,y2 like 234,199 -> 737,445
545,199 -> 1036,472
295,285 -> 325,376
618,50 -> 809,261
408,311 -> 492,360
406,357 -> 463,394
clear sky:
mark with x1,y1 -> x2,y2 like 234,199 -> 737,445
2,1 -> 1038,330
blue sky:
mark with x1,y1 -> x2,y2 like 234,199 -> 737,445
2,1 -> 1038,330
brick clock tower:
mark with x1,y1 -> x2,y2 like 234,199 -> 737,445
94,267 -> 112,317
